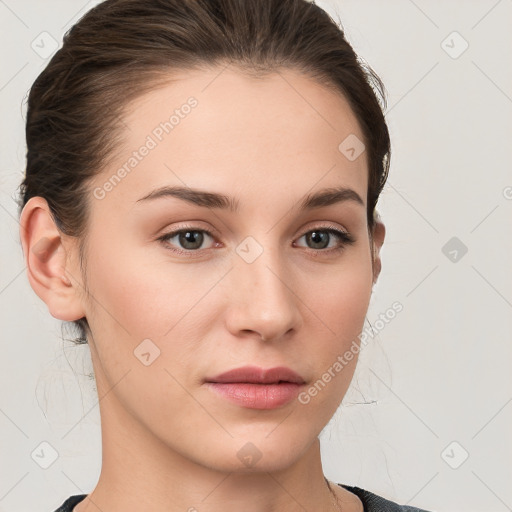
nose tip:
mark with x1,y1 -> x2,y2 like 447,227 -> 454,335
224,256 -> 302,342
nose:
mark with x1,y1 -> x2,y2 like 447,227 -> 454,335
223,243 -> 303,342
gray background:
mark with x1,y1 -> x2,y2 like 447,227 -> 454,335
1,1 -> 511,511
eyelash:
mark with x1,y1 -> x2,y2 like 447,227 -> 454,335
157,224 -> 355,258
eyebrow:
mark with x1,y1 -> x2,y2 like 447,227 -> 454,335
136,185 -> 364,212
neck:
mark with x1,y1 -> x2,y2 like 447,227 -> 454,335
73,403 -> 359,511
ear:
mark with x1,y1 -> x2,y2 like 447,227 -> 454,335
371,212 -> 385,285
19,197 -> 86,322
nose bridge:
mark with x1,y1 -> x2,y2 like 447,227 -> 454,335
227,235 -> 301,340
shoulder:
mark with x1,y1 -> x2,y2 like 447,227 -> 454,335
52,494 -> 87,512
338,483 -> 434,512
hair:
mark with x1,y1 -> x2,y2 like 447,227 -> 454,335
17,0 -> 391,345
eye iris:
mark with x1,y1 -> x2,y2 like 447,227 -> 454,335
307,230 -> 329,249
179,231 -> 204,250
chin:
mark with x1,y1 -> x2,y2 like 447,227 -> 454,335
193,431 -> 314,475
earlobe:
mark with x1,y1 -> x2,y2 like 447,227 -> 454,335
19,197 -> 86,322
371,215 -> 385,284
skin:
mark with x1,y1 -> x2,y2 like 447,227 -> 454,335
20,65 -> 385,512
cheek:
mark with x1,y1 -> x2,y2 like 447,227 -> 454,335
302,251 -> 373,389
308,251 -> 373,336
84,239 -> 218,339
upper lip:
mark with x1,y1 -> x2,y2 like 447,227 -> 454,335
205,365 -> 306,384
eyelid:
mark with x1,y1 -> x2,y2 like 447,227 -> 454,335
157,221 -> 219,240
298,221 -> 349,237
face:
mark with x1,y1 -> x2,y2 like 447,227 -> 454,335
72,66 -> 377,473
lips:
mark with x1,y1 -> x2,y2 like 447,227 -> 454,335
204,365 -> 306,410
205,365 -> 306,385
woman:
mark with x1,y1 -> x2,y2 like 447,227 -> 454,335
17,0 -> 432,510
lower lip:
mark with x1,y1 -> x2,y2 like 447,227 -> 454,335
205,382 -> 304,409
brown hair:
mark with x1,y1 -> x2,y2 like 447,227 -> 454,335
17,0 -> 391,344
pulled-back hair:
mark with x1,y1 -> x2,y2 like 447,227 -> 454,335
17,0 -> 391,343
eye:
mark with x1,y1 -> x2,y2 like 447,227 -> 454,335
157,225 -> 355,257
294,227 -> 355,253
158,227 -> 217,255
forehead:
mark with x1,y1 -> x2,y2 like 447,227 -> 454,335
94,65 -> 368,208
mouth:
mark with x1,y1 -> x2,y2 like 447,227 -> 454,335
204,365 -> 306,409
